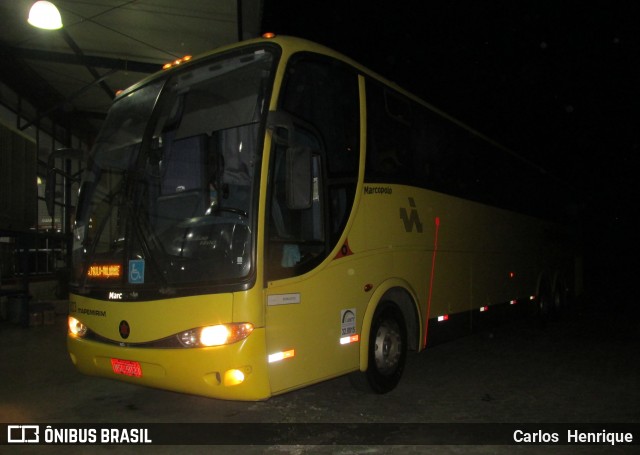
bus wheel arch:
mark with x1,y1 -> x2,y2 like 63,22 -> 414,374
351,284 -> 419,393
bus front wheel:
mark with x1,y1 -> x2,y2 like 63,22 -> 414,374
351,301 -> 407,394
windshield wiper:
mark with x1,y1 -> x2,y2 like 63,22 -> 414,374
124,188 -> 169,287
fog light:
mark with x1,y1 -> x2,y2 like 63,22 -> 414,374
223,369 -> 245,386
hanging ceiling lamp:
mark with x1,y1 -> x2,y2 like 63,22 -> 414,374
28,1 -> 63,30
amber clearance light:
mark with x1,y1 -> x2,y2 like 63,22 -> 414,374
162,55 -> 193,70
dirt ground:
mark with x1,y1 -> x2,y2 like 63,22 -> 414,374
1,288 -> 639,454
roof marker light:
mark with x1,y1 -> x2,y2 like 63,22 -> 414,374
162,55 -> 193,70
262,32 -> 276,39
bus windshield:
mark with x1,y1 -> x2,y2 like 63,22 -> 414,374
72,47 -> 275,294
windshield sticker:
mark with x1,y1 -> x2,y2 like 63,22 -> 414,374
128,259 -> 145,284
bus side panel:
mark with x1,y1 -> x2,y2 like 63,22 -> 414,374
265,256 -> 370,395
354,185 -> 576,346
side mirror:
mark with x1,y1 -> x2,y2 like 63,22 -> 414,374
266,110 -> 296,146
267,110 -> 319,210
286,146 -> 312,210
45,148 -> 83,217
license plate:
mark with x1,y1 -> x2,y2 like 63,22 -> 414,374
111,358 -> 142,377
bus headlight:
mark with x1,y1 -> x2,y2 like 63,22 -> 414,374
200,323 -> 254,346
177,323 -> 254,348
68,316 -> 88,337
178,329 -> 199,347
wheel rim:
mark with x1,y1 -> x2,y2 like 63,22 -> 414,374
373,319 -> 403,375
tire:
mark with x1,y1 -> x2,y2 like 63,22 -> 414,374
350,301 -> 407,394
536,279 -> 554,327
538,285 -> 552,317
552,278 -> 568,316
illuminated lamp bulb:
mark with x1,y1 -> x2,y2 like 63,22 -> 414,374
28,1 -> 63,30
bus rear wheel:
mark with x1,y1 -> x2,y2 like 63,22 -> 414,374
351,301 -> 407,394
552,277 -> 569,316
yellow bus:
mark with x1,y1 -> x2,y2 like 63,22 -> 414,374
60,35 -> 581,400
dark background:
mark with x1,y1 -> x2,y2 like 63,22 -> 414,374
262,0 -> 640,306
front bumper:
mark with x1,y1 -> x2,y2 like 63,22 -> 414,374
68,327 -> 271,401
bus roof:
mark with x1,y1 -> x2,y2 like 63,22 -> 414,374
114,34 -> 570,192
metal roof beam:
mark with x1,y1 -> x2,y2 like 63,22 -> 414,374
60,30 -> 115,100
0,45 -> 161,74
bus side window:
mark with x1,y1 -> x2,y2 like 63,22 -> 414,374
365,83 -> 412,184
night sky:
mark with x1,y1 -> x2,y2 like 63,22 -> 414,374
262,0 -> 640,296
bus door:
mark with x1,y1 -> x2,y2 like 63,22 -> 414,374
264,141 -> 361,394
263,54 -> 362,394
